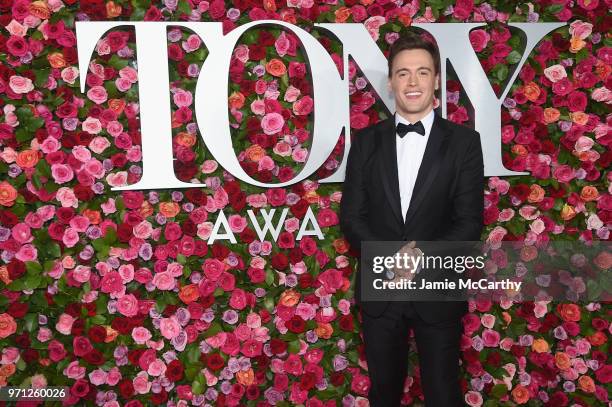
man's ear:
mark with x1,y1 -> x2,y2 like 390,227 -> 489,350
435,74 -> 440,90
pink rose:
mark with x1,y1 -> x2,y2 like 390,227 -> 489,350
465,391 -> 483,407
73,265 -> 91,283
292,96 -> 313,116
482,329 -> 500,347
363,16 -> 385,41
9,75 -> 34,94
160,317 -> 181,339
11,223 -> 32,244
469,29 -> 490,52
261,112 -> 285,135
153,271 -> 175,290
62,227 -> 80,248
574,136 -> 594,152
51,163 -> 74,184
106,367 -> 122,386
115,77 -> 132,92
88,369 -> 107,386
117,293 -> 139,317
283,86 -> 300,103
147,359 -> 167,376
486,226 -> 507,249
228,214 -> 247,233
292,146 -> 308,163
275,31 -> 290,57
61,67 -> 79,84
82,117 -> 102,134
257,156 -> 275,171
553,165 -> 576,183
119,66 -> 138,83
229,288 -> 247,310
89,136 -> 111,154
132,372 -> 151,394
246,193 -> 267,208
173,89 -> 193,107
87,86 -> 108,104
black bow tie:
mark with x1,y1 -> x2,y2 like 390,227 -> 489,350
396,121 -> 425,137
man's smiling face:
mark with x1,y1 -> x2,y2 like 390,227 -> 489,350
388,48 -> 439,123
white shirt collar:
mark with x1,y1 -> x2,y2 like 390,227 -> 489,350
394,109 -> 435,137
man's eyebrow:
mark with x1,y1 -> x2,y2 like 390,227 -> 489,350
394,67 -> 432,73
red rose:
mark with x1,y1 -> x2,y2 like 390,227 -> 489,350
567,90 -> 587,112
151,389 -> 168,405
88,325 -> 107,343
119,379 -> 134,399
270,338 -> 287,355
83,349 -> 105,365
206,353 -> 225,371
166,360 -> 184,382
7,260 -> 25,280
73,336 -> 93,357
271,253 -> 289,271
287,316 -> 305,333
70,379 -> 90,398
338,314 -> 354,332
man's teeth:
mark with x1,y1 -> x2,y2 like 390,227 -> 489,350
405,92 -> 421,96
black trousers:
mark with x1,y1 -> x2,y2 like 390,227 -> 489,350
361,301 -> 466,407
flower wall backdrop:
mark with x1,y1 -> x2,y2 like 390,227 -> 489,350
0,0 -> 610,406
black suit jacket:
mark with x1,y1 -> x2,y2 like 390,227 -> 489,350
339,112 -> 484,323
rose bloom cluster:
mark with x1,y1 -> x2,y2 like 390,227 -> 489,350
0,0 -> 611,406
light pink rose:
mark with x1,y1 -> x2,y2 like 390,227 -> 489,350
196,222 -> 213,240
56,187 -> 78,207
543,64 -> 567,83
292,96 -> 313,116
41,136 -> 61,153
273,142 -> 292,157
55,313 -> 75,335
11,223 -> 32,244
62,227 -> 80,248
89,136 -> 111,154
257,156 -> 275,171
201,160 -> 218,174
51,163 -> 74,183
283,86 -> 301,103
89,369 -> 108,386
363,16 -> 386,41
246,193 -> 267,208
291,146 -> 308,163
119,66 -> 138,83
64,360 -> 86,380
70,215 -> 90,232
182,34 -> 201,52
274,31 -> 290,57
530,218 -> 546,234
132,372 -> 151,394
132,327 -> 152,344
87,85 -> 108,104
147,359 -> 167,376
569,20 -> 593,40
84,159 -> 104,179
82,117 -> 102,134
518,205 -> 539,220
261,112 -> 285,135
480,314 -> 495,329
106,121 -> 123,137
250,99 -> 266,115
9,75 -> 34,94
115,77 -> 132,92
574,136 -> 594,152
498,208 -> 515,222
153,271 -> 175,290
486,226 -> 507,249
61,67 -> 79,84
160,317 -> 181,339
284,217 -> 300,233
233,44 -> 249,62
106,171 -> 128,187
106,367 -> 122,386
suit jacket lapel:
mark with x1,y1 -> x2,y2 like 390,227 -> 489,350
379,117 -> 403,224
403,113 -> 450,227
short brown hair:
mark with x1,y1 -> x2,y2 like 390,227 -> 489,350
387,34 -> 441,78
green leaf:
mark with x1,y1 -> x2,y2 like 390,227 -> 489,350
495,64 -> 509,82
15,128 -> 30,143
287,339 -> 301,354
491,384 -> 508,398
506,50 -> 522,65
545,4 -> 564,14
177,0 -> 192,14
108,54 -> 129,70
26,261 -> 42,274
204,322 -> 222,338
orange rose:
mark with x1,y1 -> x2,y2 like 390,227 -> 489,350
587,331 -> 606,346
511,144 -> 528,156
47,52 -> 66,69
236,368 -> 255,386
0,363 -> 16,377
594,60 -> 611,80
175,132 -> 196,148
279,289 -> 300,307
108,99 -> 126,115
570,111 -> 589,125
304,191 -> 320,204
360,0 -> 374,5
263,0 -> 276,12
246,144 -> 266,162
523,82 -> 541,102
105,326 -> 119,343
577,375 -> 595,393
580,186 -> 599,202
527,184 -> 545,203
334,7 -> 351,23
315,322 -> 333,339
228,91 -> 245,109
29,1 -> 50,19
106,1 -> 122,18
159,202 -> 180,218
520,245 -> 538,262
0,266 -> 11,285
0,313 -> 17,338
16,150 -> 39,168
82,209 -> 101,225
139,201 -> 155,218
558,303 -> 581,322
179,284 -> 200,304
560,204 -> 576,221
0,181 -> 18,207
554,352 -> 571,370
398,14 -> 412,27
511,385 -> 529,404
531,338 -> 549,353
569,37 -> 586,53
502,312 -> 512,326
593,251 -> 611,271
332,238 -> 349,254
266,58 -> 287,77
543,107 -> 560,124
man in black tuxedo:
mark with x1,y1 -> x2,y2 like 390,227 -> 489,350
340,35 -> 484,406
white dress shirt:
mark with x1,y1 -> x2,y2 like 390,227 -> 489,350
395,109 -> 435,221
